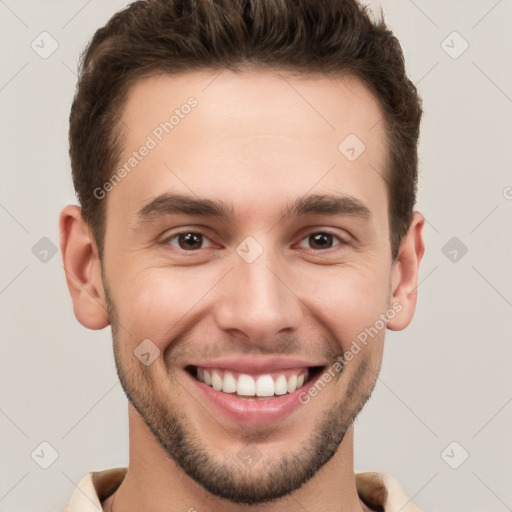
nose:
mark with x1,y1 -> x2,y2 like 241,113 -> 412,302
214,254 -> 304,344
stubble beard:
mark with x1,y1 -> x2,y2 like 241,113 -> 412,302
104,283 -> 378,505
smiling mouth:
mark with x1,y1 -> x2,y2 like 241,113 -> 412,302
185,365 -> 325,400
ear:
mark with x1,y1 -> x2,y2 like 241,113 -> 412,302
59,205 -> 109,330
387,211 -> 425,331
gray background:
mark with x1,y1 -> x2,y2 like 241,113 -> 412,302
1,1 -> 511,511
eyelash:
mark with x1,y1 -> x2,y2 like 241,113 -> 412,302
163,230 -> 350,252
165,232 -> 216,251
295,231 -> 347,250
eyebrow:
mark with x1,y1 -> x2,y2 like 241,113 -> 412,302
282,193 -> 371,219
135,193 -> 234,223
135,192 -> 370,224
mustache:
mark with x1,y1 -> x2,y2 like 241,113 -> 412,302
164,334 -> 343,367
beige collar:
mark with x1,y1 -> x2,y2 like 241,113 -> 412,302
63,467 -> 421,512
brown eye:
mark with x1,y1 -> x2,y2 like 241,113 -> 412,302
308,233 -> 334,250
297,232 -> 343,251
168,232 -> 211,250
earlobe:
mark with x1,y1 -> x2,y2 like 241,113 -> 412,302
387,211 -> 425,331
59,205 -> 109,330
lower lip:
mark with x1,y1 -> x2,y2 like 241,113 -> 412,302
184,370 -> 317,426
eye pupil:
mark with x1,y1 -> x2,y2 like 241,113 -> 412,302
178,233 -> 202,250
309,233 -> 333,249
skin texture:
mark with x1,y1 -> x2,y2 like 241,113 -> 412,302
60,69 -> 425,512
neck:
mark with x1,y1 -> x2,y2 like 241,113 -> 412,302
104,404 -> 368,512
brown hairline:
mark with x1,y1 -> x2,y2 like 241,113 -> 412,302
68,0 -> 422,261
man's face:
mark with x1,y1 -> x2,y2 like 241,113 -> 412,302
102,70 -> 393,503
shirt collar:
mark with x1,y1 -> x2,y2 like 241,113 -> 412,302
64,468 -> 420,512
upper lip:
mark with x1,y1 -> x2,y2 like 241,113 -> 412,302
184,357 -> 326,374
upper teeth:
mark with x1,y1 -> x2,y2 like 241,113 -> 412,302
196,367 -> 307,397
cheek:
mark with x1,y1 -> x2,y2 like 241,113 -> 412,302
297,263 -> 391,351
112,267 -> 223,349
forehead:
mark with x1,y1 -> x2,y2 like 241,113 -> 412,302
109,69 -> 389,225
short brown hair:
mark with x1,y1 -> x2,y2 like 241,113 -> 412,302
69,0 -> 422,259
